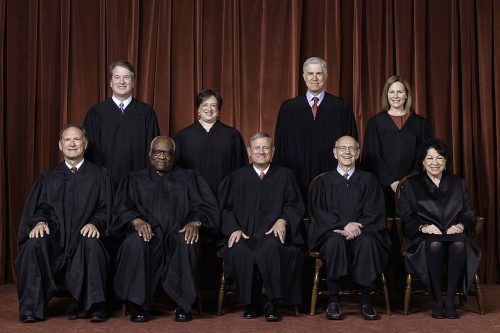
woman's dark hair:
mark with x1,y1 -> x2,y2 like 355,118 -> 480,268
415,138 -> 451,171
195,89 -> 223,110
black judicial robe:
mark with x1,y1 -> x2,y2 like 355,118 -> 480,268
274,93 -> 358,196
308,169 -> 390,286
174,120 -> 247,193
218,165 -> 305,305
361,111 -> 431,187
397,172 -> 481,294
110,167 -> 219,312
83,97 -> 160,188
16,161 -> 112,319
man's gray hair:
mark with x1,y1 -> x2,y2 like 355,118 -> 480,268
303,57 -> 328,77
248,132 -> 273,148
150,136 -> 176,153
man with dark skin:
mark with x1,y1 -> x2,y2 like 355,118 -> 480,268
111,136 -> 219,322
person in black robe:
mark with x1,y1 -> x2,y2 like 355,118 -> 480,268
174,89 -> 247,194
109,136 -> 219,322
16,124 -> 112,323
308,136 -> 390,321
218,132 -> 305,321
397,138 -> 481,319
83,60 -> 160,189
275,57 -> 358,202
361,75 -> 431,216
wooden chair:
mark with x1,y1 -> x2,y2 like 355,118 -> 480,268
306,173 -> 391,316
394,171 -> 485,315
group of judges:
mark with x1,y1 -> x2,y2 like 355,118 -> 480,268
16,57 -> 480,324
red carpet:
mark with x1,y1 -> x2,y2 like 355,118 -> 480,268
1,284 -> 500,332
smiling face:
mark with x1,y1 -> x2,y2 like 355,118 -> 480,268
109,65 -> 135,100
387,81 -> 407,111
333,136 -> 360,171
149,138 -> 174,174
303,63 -> 326,95
197,95 -> 219,124
422,148 -> 446,179
59,126 -> 87,163
247,137 -> 274,169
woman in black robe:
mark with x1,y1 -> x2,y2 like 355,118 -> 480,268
397,138 -> 481,319
362,75 -> 431,215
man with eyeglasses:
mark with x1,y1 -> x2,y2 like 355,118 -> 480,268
308,136 -> 390,321
218,132 -> 305,321
109,136 -> 219,323
16,124 -> 112,323
83,60 -> 160,189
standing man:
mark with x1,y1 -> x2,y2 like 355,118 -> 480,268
218,132 -> 305,321
16,124 -> 112,323
308,136 -> 390,321
110,136 -> 219,322
84,60 -> 160,189
275,57 -> 358,200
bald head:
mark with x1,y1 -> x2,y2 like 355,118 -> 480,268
333,136 -> 360,171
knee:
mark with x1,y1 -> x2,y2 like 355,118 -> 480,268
322,233 -> 347,252
427,241 -> 444,254
448,241 -> 466,255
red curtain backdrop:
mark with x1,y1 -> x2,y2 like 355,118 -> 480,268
1,0 -> 498,284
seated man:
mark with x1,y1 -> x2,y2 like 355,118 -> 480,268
308,135 -> 390,320
16,124 -> 112,323
218,132 -> 305,321
110,136 -> 219,322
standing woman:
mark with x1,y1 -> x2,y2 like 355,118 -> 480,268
362,75 -> 431,215
174,89 -> 248,193
397,138 -> 480,319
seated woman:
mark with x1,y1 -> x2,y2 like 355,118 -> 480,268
397,138 -> 481,319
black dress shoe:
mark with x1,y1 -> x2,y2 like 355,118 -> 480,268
128,301 -> 148,322
90,302 -> 108,323
20,314 -> 37,323
66,301 -> 81,320
175,307 -> 193,322
361,304 -> 378,320
263,302 -> 281,322
431,304 -> 445,319
243,304 -> 261,319
325,302 -> 342,320
444,304 -> 459,319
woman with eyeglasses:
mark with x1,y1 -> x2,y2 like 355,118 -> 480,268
397,138 -> 481,319
361,75 -> 431,216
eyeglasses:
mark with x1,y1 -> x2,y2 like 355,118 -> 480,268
335,146 -> 358,152
152,150 -> 173,158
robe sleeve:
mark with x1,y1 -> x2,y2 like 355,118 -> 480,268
83,107 -> 103,166
109,174 -> 144,238
397,180 -> 422,239
342,100 -> 358,140
361,117 -> 396,186
186,172 -> 220,231
455,179 -> 475,234
280,170 -> 305,246
218,175 -> 242,237
87,170 -> 113,233
273,102 -> 288,167
145,108 -> 160,164
357,174 -> 387,232
307,175 -> 350,250
232,131 -> 248,170
17,174 -> 59,245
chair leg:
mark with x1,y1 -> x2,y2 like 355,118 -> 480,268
217,272 -> 226,316
122,303 -> 128,316
403,273 -> 412,315
474,273 -> 485,315
309,258 -> 323,316
380,273 -> 391,315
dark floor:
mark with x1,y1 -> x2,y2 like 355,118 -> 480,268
1,284 -> 500,333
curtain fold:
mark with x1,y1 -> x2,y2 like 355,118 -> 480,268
1,0 -> 498,284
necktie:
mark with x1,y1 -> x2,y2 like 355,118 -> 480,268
119,102 -> 124,114
343,172 -> 349,180
311,97 -> 319,119
259,171 -> 265,180
71,167 -> 77,174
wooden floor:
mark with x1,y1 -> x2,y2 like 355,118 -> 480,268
2,284 -> 500,333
